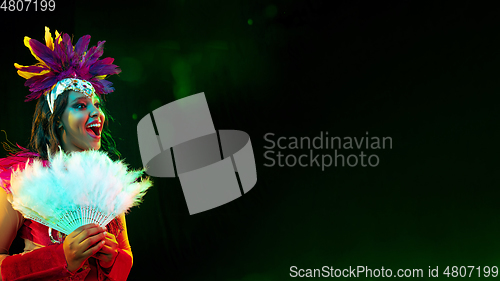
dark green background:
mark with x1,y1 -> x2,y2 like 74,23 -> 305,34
1,1 -> 499,280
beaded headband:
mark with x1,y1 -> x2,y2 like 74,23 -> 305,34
14,27 -> 121,113
47,78 -> 95,113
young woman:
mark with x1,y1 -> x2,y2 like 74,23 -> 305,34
0,27 -> 133,281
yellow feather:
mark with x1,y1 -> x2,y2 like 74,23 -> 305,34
14,63 -> 50,79
95,75 -> 107,80
16,70 -> 32,79
44,26 -> 54,51
14,62 -> 27,69
55,30 -> 62,44
16,69 -> 50,79
14,62 -> 46,70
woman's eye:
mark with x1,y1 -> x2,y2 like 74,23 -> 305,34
95,103 -> 101,109
74,103 -> 86,109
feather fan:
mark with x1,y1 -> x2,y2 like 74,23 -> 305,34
8,150 -> 151,235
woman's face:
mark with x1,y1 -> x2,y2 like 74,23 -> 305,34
60,90 -> 105,152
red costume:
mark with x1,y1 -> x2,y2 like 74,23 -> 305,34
0,150 -> 133,281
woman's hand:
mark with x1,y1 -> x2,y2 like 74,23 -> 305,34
63,224 -> 107,272
94,232 -> 119,268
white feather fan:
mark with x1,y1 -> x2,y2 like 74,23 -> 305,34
8,149 -> 151,235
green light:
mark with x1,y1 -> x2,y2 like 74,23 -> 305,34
265,5 -> 277,18
149,99 -> 163,111
132,113 -> 137,120
118,57 -> 143,83
171,57 -> 192,100
248,19 -> 253,25
206,41 -> 228,50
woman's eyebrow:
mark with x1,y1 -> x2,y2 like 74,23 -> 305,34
71,96 -> 90,104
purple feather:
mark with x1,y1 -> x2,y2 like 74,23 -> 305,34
29,39 -> 61,71
24,91 -> 44,102
88,57 -> 113,72
52,37 -> 66,70
96,65 -> 120,76
75,65 -> 88,78
75,64 -> 91,80
30,75 -> 58,92
62,34 -> 75,64
16,29 -> 120,102
90,63 -> 121,76
84,41 -> 106,66
57,68 -> 76,80
24,73 -> 57,100
51,42 -> 64,66
74,35 -> 91,58
100,57 -> 114,64
90,81 -> 104,95
25,72 -> 54,87
98,79 -> 115,93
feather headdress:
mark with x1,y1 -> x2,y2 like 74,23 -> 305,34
8,149 -> 151,235
14,27 -> 121,111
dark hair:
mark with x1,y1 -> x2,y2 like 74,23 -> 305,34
28,91 -> 121,160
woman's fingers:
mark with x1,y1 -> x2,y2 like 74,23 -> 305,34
93,233 -> 118,262
68,223 -> 99,239
82,240 -> 106,257
95,244 -> 119,264
64,224 -> 105,272
97,244 -> 115,255
74,224 -> 105,244
80,231 -> 107,250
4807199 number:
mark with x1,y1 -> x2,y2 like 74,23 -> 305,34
1,0 -> 55,11
443,266 -> 498,278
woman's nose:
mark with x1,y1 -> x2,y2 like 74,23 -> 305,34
89,105 -> 100,117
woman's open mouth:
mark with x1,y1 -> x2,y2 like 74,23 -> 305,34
86,122 -> 102,139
